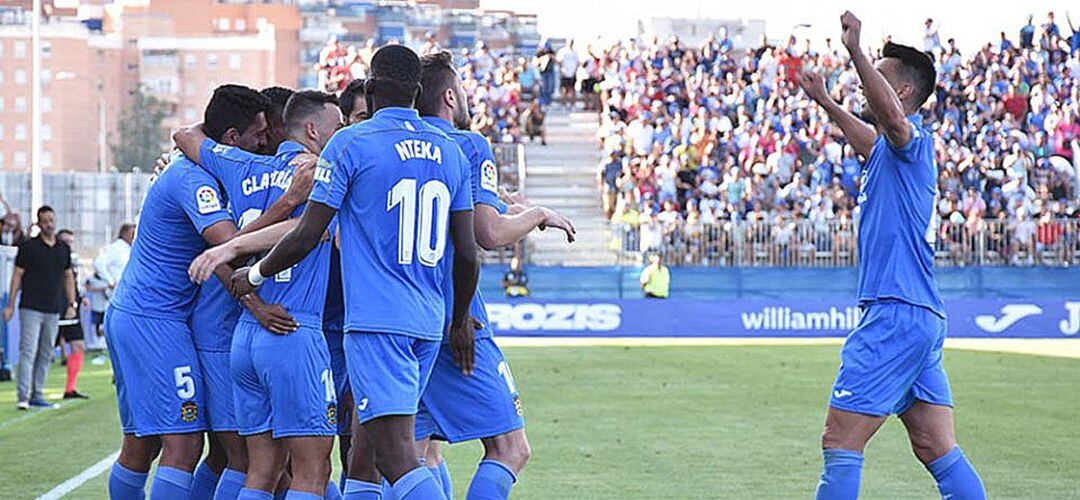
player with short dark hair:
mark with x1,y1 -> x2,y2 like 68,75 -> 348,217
261,86 -> 296,155
103,83 -> 296,500
797,12 -> 985,500
229,44 -> 480,500
339,78 -> 369,125
172,86 -> 331,499
414,50 -> 575,500
182,88 -> 344,499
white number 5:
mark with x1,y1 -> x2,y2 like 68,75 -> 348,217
174,366 -> 195,399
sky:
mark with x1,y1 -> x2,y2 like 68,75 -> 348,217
481,0 -> 1077,52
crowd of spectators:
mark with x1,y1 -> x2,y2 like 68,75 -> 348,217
314,35 -> 578,145
592,14 -> 1080,266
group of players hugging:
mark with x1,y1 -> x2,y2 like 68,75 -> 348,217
104,44 -> 574,500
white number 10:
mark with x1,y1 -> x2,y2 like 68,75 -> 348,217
388,178 -> 451,267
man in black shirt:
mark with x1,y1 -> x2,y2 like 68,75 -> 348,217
2,206 -> 76,410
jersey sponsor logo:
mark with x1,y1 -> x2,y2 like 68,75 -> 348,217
314,157 -> 333,184
974,304 -> 1043,333
180,401 -> 199,422
480,160 -> 499,193
393,139 -> 443,164
486,303 -> 621,332
212,144 -> 233,156
196,185 -> 222,214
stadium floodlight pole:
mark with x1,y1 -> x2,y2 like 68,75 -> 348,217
30,0 -> 43,211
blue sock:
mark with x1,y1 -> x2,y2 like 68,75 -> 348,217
435,462 -> 452,499
427,463 -> 452,500
108,462 -> 149,500
465,460 -> 516,500
927,447 -> 987,500
237,488 -> 274,500
214,468 -> 247,500
391,467 -> 445,500
192,462 -> 221,500
426,465 -> 443,496
150,466 -> 194,500
285,491 -> 322,500
324,481 -> 343,500
342,479 -> 381,500
815,449 -> 863,500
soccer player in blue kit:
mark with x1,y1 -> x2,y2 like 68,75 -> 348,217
175,91 -> 345,500
105,85 -> 299,500
229,45 -> 480,500
413,51 -> 576,500
175,85 -> 316,500
797,12 -> 985,499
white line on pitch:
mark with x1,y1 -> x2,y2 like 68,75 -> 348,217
37,450 -> 119,500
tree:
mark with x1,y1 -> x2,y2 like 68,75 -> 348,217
110,86 -> 169,172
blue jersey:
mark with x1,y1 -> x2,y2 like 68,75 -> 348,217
188,140 -> 300,349
309,107 -> 473,340
111,157 -> 231,320
422,117 -> 506,340
855,115 -> 945,317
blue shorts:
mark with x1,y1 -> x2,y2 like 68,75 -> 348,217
105,307 -> 206,436
416,338 -> 525,443
344,332 -> 439,424
830,301 -> 953,417
197,349 -> 238,432
231,322 -> 337,438
324,328 -> 353,435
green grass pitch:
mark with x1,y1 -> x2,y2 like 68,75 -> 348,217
1,345 -> 1078,499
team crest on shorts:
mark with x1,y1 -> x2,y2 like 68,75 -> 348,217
326,403 -> 338,425
513,394 -> 524,417
180,401 -> 199,423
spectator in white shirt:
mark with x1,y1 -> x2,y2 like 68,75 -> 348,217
557,40 -> 580,106
94,223 -> 135,291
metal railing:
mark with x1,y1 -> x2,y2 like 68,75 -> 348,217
612,218 -> 1080,268
482,143 -> 528,265
0,171 -> 151,253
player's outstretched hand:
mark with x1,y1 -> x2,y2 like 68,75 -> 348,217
797,67 -> 829,104
449,318 -> 477,376
840,11 -> 862,52
540,207 -> 577,243
229,266 -> 257,298
284,153 -> 317,206
247,299 -> 298,335
189,244 -> 238,284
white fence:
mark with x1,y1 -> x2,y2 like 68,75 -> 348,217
613,218 -> 1080,268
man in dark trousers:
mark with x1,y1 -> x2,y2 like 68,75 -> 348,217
2,206 -> 77,410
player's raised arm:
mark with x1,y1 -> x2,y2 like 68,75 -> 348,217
841,11 -> 911,148
797,68 -> 876,158
172,123 -> 210,164
230,200 -> 336,297
188,218 -> 300,283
